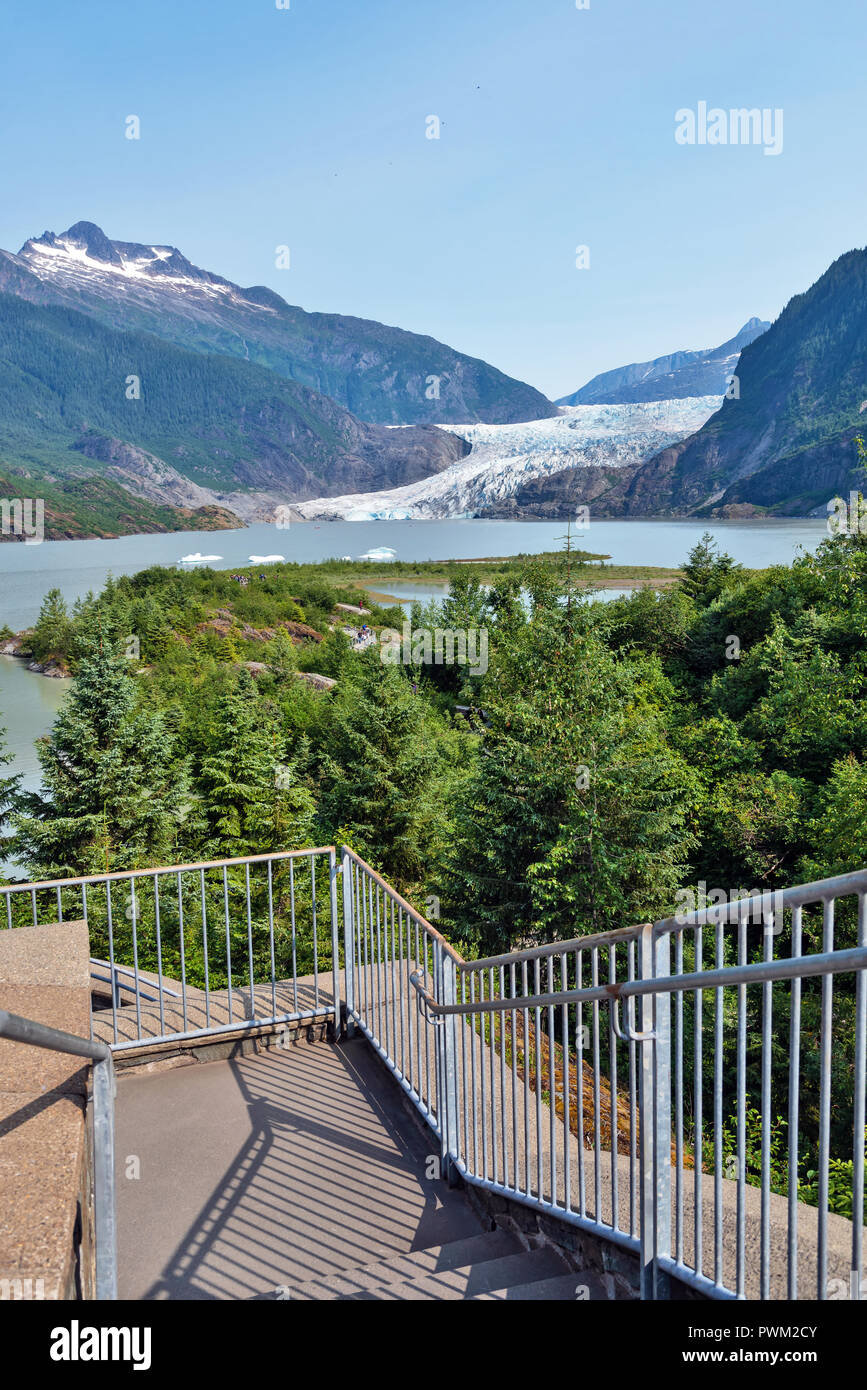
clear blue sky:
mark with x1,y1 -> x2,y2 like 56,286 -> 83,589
2,0 -> 866,399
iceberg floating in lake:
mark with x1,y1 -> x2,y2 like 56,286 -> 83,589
180,552 -> 223,565
358,547 -> 397,562
249,555 -> 285,564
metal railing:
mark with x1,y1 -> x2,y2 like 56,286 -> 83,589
2,848 -> 342,1049
0,1008 -> 117,1300
3,845 -> 865,1301
345,856 -> 867,1302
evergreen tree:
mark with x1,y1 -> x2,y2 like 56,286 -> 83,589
198,669 -> 314,857
30,588 -> 74,663
0,725 -> 20,857
10,640 -> 190,876
315,656 -> 452,888
445,608 -> 697,954
679,533 -> 741,607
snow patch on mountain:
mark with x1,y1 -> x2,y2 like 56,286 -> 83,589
296,397 -> 722,520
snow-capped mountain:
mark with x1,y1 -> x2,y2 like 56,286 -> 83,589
0,221 -> 554,426
558,319 -> 770,406
296,397 -> 722,520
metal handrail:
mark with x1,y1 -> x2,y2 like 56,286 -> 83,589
0,1008 -> 117,1300
410,945 -> 867,1016
345,854 -> 867,1302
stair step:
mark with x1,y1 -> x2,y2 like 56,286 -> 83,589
292,1245 -> 571,1301
283,1229 -> 525,1300
472,1269 -> 610,1301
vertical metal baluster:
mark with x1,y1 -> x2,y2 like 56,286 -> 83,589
398,907 -> 406,1079
500,963 -> 508,1188
176,872 -> 188,1033
56,886 -> 63,922
267,861 -> 276,1020
736,910 -> 747,1297
406,911 -> 415,1090
329,851 -> 340,1037
353,864 -> 362,1031
674,932 -> 683,1262
376,887 -> 384,1048
561,951 -> 571,1214
390,897 -> 398,1066
852,893 -> 866,1302
200,869 -> 210,1030
715,914 -> 724,1288
154,875 -> 165,1036
522,961 -> 527,1200
222,867 -> 233,1023
511,963 -> 519,1193
576,949 -> 585,1217
130,878 -> 142,1039
423,934 -> 432,1115
414,919 -> 422,1104
535,957 -> 543,1202
608,944 -> 618,1229
481,969 -> 490,1181
461,967 -> 469,1165
818,898 -> 834,1300
470,971 -> 479,1174
30,887 -> 37,927
694,923 -> 703,1280
106,883 -> 118,1044
289,858 -> 298,1014
311,856 -> 319,1010
760,909 -> 773,1300
489,967 -> 498,1188
787,904 -> 802,1300
245,863 -> 255,1022
547,955 -> 557,1207
591,948 -> 601,1222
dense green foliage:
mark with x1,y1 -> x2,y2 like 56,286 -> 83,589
2,532 -> 866,1197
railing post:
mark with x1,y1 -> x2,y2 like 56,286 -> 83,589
341,848 -> 356,1039
639,922 -> 672,1299
92,1051 -> 118,1300
329,849 -> 341,1039
439,947 -> 460,1186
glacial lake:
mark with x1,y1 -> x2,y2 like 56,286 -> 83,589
0,517 -> 828,801
0,517 -> 827,631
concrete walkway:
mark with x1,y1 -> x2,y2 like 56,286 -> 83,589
116,1038 -> 484,1300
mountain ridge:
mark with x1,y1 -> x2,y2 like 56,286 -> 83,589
558,318 -> 770,407
0,220 -> 555,427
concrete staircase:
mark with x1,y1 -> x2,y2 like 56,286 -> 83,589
117,1036 -> 606,1300
279,1228 -> 602,1301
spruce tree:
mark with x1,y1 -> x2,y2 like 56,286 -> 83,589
315,656 -> 448,888
197,669 -> 314,857
0,725 -> 20,858
10,640 -> 191,876
445,607 -> 697,954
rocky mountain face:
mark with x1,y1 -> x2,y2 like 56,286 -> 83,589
607,251 -> 867,517
558,318 -> 769,406
0,221 -> 554,426
0,292 -> 469,537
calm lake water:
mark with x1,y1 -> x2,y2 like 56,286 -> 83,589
0,517 -> 826,632
0,517 -> 828,792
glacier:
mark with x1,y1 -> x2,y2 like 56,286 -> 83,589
296,397 -> 723,521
